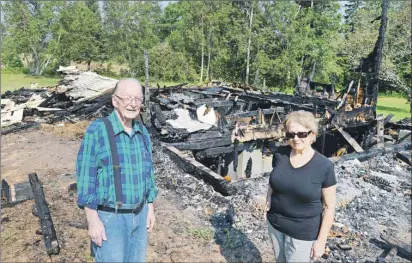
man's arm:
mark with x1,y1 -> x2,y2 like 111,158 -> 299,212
76,122 -> 106,245
76,123 -> 100,209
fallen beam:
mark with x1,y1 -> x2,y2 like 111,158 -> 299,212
333,124 -> 364,153
396,151 -> 411,166
187,131 -> 223,141
329,142 -> 411,163
193,100 -> 233,108
1,179 -> 35,207
168,136 -> 232,150
163,145 -> 233,195
380,233 -> 412,260
195,144 -> 245,160
152,104 -> 167,125
29,173 -> 60,255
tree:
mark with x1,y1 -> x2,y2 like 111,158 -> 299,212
102,1 -> 161,76
2,1 -> 64,76
58,1 -> 102,71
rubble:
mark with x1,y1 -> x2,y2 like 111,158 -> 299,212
2,67 -> 412,262
151,142 -> 411,262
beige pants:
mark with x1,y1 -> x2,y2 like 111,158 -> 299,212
267,221 -> 315,263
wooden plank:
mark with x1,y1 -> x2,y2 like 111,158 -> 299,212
329,142 -> 411,163
396,151 -> 411,166
376,115 -> 385,148
194,100 -> 233,108
168,136 -> 232,150
187,131 -> 222,141
380,233 -> 411,260
232,124 -> 284,143
152,104 -> 167,125
163,145 -> 233,195
337,80 -> 354,110
333,124 -> 364,153
29,173 -> 60,255
226,107 -> 284,119
1,109 -> 24,127
195,144 -> 245,160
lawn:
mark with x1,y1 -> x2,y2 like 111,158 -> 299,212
1,73 -> 61,94
377,96 -> 411,121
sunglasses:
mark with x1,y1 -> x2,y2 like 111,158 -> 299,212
285,130 -> 312,139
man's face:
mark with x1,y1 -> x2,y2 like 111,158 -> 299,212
112,81 -> 143,122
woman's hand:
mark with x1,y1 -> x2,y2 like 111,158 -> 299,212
310,240 -> 325,261
265,198 -> 271,212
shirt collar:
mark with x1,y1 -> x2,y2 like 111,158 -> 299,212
108,110 -> 144,136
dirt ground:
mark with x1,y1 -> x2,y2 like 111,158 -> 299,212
1,128 -> 273,262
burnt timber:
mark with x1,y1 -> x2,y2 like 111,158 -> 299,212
29,173 -> 60,255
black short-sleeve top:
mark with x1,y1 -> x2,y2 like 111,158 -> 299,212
267,146 -> 337,241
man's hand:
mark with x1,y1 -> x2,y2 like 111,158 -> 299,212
147,203 -> 155,232
85,207 -> 107,247
310,239 -> 325,261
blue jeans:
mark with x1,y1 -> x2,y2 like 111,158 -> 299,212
92,204 -> 148,262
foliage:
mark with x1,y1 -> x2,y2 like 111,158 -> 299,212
0,0 -> 410,94
1,1 -> 64,76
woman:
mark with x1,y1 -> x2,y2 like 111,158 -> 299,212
266,110 -> 336,262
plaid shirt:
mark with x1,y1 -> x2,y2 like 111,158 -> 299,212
76,111 -> 157,210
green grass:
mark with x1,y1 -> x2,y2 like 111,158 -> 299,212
377,97 -> 411,121
1,73 -> 60,94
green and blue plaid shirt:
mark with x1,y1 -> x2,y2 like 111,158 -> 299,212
76,111 -> 157,210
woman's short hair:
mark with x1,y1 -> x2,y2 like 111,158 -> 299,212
284,110 -> 318,135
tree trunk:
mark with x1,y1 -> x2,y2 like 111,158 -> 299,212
309,61 -> 316,82
200,15 -> 205,83
206,24 -> 212,82
245,5 -> 254,85
254,67 -> 259,87
144,50 -> 150,119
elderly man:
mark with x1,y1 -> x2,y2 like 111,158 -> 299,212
76,78 -> 157,262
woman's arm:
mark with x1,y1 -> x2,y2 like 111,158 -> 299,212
311,185 -> 336,260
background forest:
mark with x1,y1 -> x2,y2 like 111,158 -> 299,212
1,1 -> 411,94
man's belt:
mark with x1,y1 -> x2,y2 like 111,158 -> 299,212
98,200 -> 145,214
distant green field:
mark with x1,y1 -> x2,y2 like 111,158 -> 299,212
377,97 -> 411,121
1,73 -> 60,94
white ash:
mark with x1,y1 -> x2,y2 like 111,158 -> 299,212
152,146 -> 411,262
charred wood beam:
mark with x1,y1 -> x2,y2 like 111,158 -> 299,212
396,151 -> 411,166
167,136 -> 232,150
187,131 -> 222,141
329,142 -> 411,163
380,233 -> 411,260
384,114 -> 394,124
226,107 -> 284,119
333,124 -> 364,152
195,144 -> 245,160
28,173 -> 60,255
163,145 -> 233,195
2,181 -> 34,207
193,100 -> 233,108
151,104 -> 167,125
1,122 -> 40,135
233,124 -> 284,143
243,94 -> 315,111
386,122 -> 412,130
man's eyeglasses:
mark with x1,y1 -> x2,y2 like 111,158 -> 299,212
285,130 -> 312,139
113,95 -> 143,104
